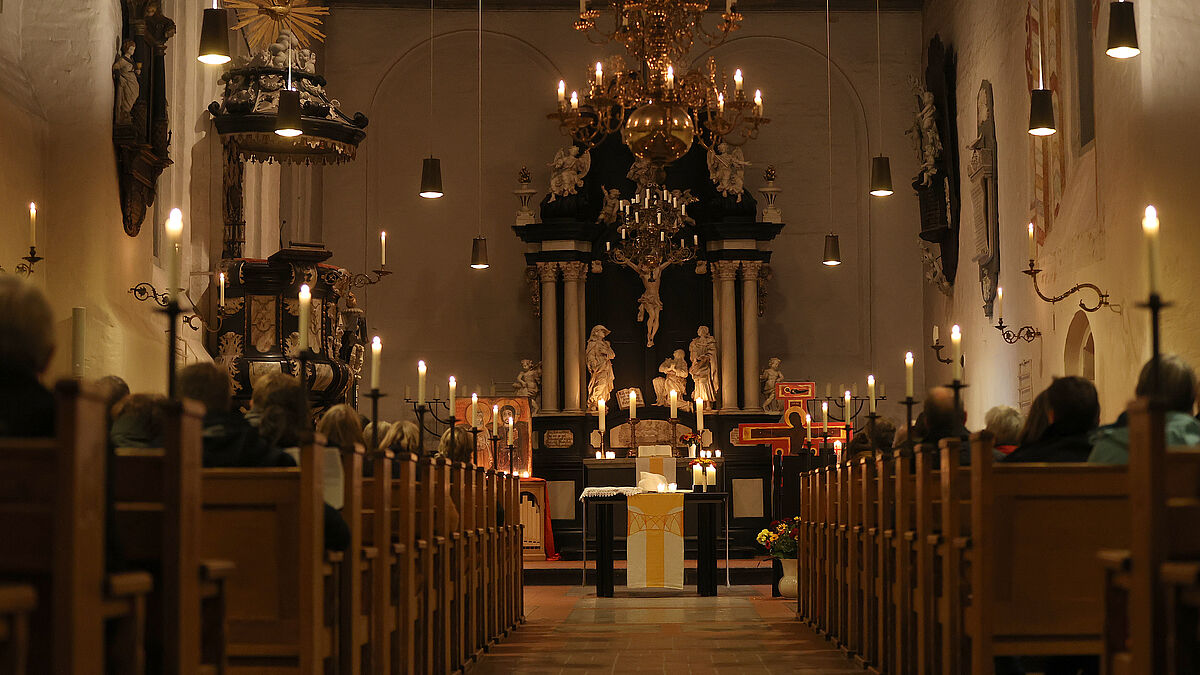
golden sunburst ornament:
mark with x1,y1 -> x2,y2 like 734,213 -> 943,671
226,0 -> 329,52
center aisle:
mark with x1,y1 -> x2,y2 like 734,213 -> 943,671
467,586 -> 868,674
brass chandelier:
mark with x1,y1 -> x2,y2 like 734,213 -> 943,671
608,184 -> 698,270
550,0 -> 768,164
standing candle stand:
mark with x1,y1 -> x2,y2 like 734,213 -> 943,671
469,426 -> 482,466
900,396 -> 920,445
367,388 -> 386,452
489,434 -> 501,470
507,440 -> 515,475
162,298 -> 182,399
1139,292 -> 1170,399
628,417 -> 640,458
949,379 -> 969,430
407,398 -> 452,455
669,417 -> 679,457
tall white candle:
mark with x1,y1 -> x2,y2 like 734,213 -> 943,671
705,464 -> 716,487
666,65 -> 674,89
845,391 -> 851,422
570,91 -> 578,110
821,400 -> 829,432
448,376 -> 457,417
507,416 -> 514,446
951,324 -> 963,381
754,89 -> 763,116
598,398 -> 606,434
932,324 -> 940,344
695,397 -> 704,432
1028,222 -> 1036,262
734,68 -> 743,92
692,463 -> 703,488
297,284 -> 311,351
629,390 -> 637,419
996,286 -> 1004,321
805,414 -> 812,441
166,208 -> 183,302
417,361 -> 428,404
718,92 -> 725,114
1143,205 -> 1161,296
492,404 -> 499,436
471,393 -> 479,427
380,231 -> 387,267
28,202 -> 36,246
370,336 -> 382,390
669,389 -> 678,418
868,375 -> 877,413
557,80 -> 565,104
905,351 -> 914,398
218,271 -> 226,309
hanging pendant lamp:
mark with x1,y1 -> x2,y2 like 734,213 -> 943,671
869,155 -> 893,197
468,0 -> 488,270
1106,1 -> 1140,59
822,234 -> 842,266
471,236 -> 489,269
197,6 -> 231,65
1028,89 -> 1056,136
420,0 -> 445,199
275,89 -> 302,137
868,0 -> 893,197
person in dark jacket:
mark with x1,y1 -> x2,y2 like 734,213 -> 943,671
177,362 -> 291,468
0,276 -> 55,437
919,387 -> 971,464
1004,376 -> 1099,463
1089,354 -> 1200,465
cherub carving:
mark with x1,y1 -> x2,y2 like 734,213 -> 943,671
548,146 -> 591,201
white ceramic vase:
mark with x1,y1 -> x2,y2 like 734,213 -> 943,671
778,557 -> 799,599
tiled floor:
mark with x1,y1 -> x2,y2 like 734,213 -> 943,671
468,586 -> 867,674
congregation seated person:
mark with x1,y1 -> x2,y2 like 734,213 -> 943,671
1015,390 -> 1049,447
252,372 -> 350,551
1088,354 -> 1200,464
435,426 -> 477,533
846,417 -> 897,460
369,420 -> 420,477
919,387 -> 971,463
317,403 -> 367,452
176,362 -> 285,468
109,393 -> 169,447
0,276 -> 55,437
96,375 -> 130,419
984,405 -> 1023,455
1004,376 -> 1099,463
363,420 -> 393,452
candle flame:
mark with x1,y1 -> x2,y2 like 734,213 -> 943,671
905,351 -> 914,364
372,336 -> 381,348
951,324 -> 961,339
29,202 -> 36,216
418,360 -> 427,373
449,375 -> 456,386
298,283 -> 310,300
166,208 -> 183,234
1143,205 -> 1159,234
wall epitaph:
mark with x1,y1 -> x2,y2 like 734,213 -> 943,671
968,81 -> 1001,319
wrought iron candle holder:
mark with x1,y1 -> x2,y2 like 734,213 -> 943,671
367,388 -> 386,453
348,266 -> 393,288
11,246 -> 43,277
408,398 -> 452,453
489,434 -> 501,470
160,299 -> 183,399
994,319 -> 1041,344
129,282 -> 227,333
1024,258 -> 1110,312
1138,292 -> 1171,400
930,340 -> 954,364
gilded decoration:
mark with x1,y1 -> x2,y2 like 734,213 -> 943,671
250,295 -> 277,353
217,332 -> 245,393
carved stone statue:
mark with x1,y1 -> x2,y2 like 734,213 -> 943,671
652,349 -> 691,408
968,80 -> 1000,319
513,359 -> 542,414
586,325 -> 616,410
547,146 -> 590,201
906,79 -> 943,189
597,187 -> 622,224
760,357 -> 785,414
622,259 -> 669,348
706,142 -> 749,201
689,326 -> 719,405
113,40 -> 140,127
626,156 -> 658,187
337,291 -> 367,365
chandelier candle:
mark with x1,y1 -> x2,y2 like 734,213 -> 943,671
595,62 -> 602,85
951,324 -> 963,381
1143,205 -> 1160,296
754,89 -> 763,116
868,375 -> 876,413
557,80 -> 565,106
734,68 -> 743,92
570,91 -> 578,110
297,284 -> 311,351
905,351 -> 914,398
417,360 -> 427,404
666,65 -> 674,89
370,337 -> 382,390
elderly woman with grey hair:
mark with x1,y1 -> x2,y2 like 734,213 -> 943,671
984,405 -> 1024,455
0,276 -> 56,437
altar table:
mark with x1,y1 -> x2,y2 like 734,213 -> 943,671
581,491 -> 730,597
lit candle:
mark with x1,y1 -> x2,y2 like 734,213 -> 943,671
417,360 -> 427,404
579,0 -> 586,13
996,286 -> 1004,321
629,390 -> 637,419
1143,205 -> 1161,296
821,400 -> 829,432
218,271 -> 226,309
734,68 -> 743,92
692,463 -> 703,488
668,482 -> 677,492
448,376 -> 457,417
596,450 -> 603,460
598,398 -> 607,433
1028,222 -> 1036,262
380,231 -> 387,267
718,92 -> 725,114
726,0 -> 732,12
570,91 -> 579,110
492,404 -> 499,437
695,397 -> 704,432
754,89 -> 763,116
714,449 -> 721,458
297,283 -> 311,351
28,202 -> 36,246
367,336 -> 382,390
471,393 -> 479,428
845,390 -> 851,421
868,375 -> 876,413
834,440 -> 842,459
905,351 -> 914,398
669,389 -> 678,418
595,61 -> 603,85
951,324 -> 963,381
166,208 -> 183,302
805,414 -> 812,441
705,464 -> 716,487
932,324 -> 940,344
606,451 -> 615,459
666,65 -> 674,89
507,416 -> 514,446
656,483 -> 666,493
557,80 -> 566,104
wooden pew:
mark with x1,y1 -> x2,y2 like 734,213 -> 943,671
359,449 -> 394,674
111,398 -> 233,675
199,439 -> 333,674
0,380 -> 154,675
0,584 -> 36,675
336,442 -> 373,674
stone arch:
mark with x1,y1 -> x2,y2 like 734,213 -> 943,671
1064,309 -> 1095,381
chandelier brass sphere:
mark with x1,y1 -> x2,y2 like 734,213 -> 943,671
622,103 -> 695,164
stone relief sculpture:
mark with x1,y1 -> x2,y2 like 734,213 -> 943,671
906,81 -> 943,189
760,357 -> 785,414
652,349 -> 691,408
626,156 -> 658,187
597,186 -> 622,224
586,325 -> 616,410
547,146 -> 591,201
920,242 -> 953,296
707,142 -> 748,201
689,326 -> 719,405
513,359 -> 543,415
968,80 -> 1000,319
113,40 -> 140,127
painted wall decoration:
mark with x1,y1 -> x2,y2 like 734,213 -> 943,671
1025,0 -> 1066,245
455,396 -> 533,475
734,382 -> 848,455
968,80 -> 1001,319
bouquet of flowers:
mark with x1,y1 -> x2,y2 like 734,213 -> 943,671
756,516 -> 801,559
679,432 -> 703,447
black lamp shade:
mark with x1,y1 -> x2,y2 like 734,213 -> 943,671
197,8 -> 231,65
470,236 -> 489,269
1106,1 -> 1140,58
869,155 -> 893,196
1028,88 -> 1056,136
420,157 -> 444,198
822,234 -> 842,266
275,89 -> 303,137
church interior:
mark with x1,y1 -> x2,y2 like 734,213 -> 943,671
0,0 -> 1197,672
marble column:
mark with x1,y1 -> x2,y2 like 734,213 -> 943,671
711,272 -> 722,347
713,260 -> 740,411
740,261 -> 763,412
561,262 -> 586,413
577,269 -> 587,408
538,262 -> 560,413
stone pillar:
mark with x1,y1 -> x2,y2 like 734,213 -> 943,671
740,261 -> 763,412
577,269 -> 587,407
561,262 -> 587,413
711,272 -> 721,347
538,262 -> 560,413
713,261 -> 741,411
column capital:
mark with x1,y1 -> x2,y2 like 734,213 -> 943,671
739,260 -> 763,277
560,260 -> 588,282
712,260 -> 741,281
537,261 -> 560,282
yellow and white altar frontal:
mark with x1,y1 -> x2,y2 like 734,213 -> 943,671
626,492 -> 685,589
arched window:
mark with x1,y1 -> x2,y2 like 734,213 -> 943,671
1064,310 -> 1095,381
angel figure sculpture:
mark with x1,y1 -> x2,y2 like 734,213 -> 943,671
547,146 -> 591,201
652,349 -> 691,409
689,326 -> 719,405
513,359 -> 543,414
597,186 -> 622,224
586,325 -> 616,410
760,357 -> 785,413
905,78 -> 943,188
707,142 -> 749,201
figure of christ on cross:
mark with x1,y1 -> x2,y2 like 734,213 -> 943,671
617,257 -> 670,348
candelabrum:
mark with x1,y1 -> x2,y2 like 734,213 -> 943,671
809,394 -> 886,436
994,318 -> 1041,344
348,266 -> 393,288
407,398 -> 452,454
1023,259 -> 1111,312
608,185 -> 698,271
5,246 -> 43,277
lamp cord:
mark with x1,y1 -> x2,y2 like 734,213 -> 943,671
875,0 -> 882,151
429,0 -> 435,155
826,0 -> 833,230
477,0 -> 483,238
